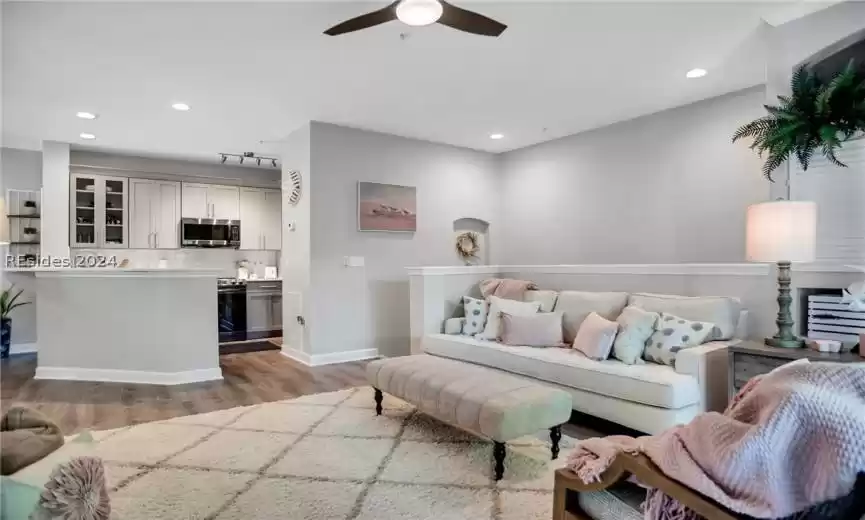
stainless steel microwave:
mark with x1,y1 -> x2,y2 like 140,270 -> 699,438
181,218 -> 240,248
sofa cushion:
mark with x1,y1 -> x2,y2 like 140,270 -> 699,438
554,291 -> 629,344
479,296 -> 541,340
423,334 -> 700,409
524,290 -> 559,313
613,306 -> 659,365
461,296 -> 488,336
643,313 -> 715,366
628,293 -> 740,341
572,312 -> 618,361
500,311 -> 564,347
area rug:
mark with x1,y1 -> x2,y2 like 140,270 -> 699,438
88,386 -> 579,520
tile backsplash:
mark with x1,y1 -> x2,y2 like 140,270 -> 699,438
76,248 -> 279,278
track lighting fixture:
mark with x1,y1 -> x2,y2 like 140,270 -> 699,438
217,152 -> 280,168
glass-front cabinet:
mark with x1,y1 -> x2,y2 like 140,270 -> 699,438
70,174 -> 129,248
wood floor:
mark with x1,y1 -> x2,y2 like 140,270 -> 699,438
0,352 -> 368,435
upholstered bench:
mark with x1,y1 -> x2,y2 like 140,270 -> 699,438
366,355 -> 573,480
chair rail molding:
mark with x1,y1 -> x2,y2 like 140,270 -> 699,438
407,264 -> 771,277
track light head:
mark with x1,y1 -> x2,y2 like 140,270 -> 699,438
239,157 -> 244,165
272,159 -> 277,168
257,158 -> 261,166
220,154 -> 227,164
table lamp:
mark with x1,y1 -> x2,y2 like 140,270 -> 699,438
746,200 -> 816,348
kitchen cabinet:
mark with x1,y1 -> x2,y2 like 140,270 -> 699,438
239,187 -> 281,250
263,189 -> 282,251
130,179 -> 181,249
70,174 -> 129,248
181,183 -> 239,220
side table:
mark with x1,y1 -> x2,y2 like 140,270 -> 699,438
728,341 -> 863,400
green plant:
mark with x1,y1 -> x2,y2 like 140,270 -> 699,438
0,286 -> 29,319
732,60 -> 865,180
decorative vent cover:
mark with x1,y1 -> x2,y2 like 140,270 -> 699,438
287,170 -> 302,205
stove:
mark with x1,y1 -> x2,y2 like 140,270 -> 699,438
218,278 -> 247,288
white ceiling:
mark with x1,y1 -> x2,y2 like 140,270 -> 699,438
1,2 -> 815,160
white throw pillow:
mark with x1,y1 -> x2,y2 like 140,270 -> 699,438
612,306 -> 659,365
461,296 -> 489,336
572,312 -> 618,361
643,313 -> 715,366
524,290 -> 559,313
479,295 -> 541,340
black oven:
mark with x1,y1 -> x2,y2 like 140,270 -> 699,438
181,218 -> 240,248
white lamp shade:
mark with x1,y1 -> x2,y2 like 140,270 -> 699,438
0,198 -> 8,245
746,201 -> 816,263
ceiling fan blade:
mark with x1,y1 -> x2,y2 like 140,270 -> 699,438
324,2 -> 399,36
437,1 -> 507,37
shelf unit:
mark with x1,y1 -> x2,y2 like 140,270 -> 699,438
70,174 -> 129,248
5,189 -> 42,264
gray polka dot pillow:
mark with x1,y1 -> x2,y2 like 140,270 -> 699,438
461,296 -> 489,336
643,313 -> 715,366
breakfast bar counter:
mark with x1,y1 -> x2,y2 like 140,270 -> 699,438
4,268 -> 223,384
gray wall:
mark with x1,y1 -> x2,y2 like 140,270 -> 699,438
494,86 -> 769,264
308,122 -> 499,357
1,147 -> 42,190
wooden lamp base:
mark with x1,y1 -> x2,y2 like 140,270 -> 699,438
767,261 -> 804,349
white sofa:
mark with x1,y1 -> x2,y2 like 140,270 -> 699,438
420,291 -> 744,435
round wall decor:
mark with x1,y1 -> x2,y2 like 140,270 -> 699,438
455,231 -> 481,264
287,170 -> 302,205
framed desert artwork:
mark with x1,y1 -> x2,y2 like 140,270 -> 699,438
357,182 -> 417,232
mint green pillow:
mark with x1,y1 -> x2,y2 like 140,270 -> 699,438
0,476 -> 42,519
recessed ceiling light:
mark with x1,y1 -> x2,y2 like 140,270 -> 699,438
79,133 -> 96,140
490,133 -> 504,140
76,111 -> 97,120
172,102 -> 190,111
686,68 -> 707,79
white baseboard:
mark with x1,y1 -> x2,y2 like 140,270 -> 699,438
281,346 -> 378,367
280,346 -> 312,365
10,343 -> 37,355
34,366 -> 223,385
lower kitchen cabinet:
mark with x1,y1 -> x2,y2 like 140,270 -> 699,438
246,281 -> 282,335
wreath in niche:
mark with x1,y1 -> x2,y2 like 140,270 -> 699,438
455,231 -> 481,264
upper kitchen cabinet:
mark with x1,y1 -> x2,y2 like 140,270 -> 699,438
70,174 -> 128,249
130,179 -> 181,249
181,183 -> 239,220
239,187 -> 281,250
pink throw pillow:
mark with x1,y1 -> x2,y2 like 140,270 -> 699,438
572,312 -> 618,360
500,312 -> 564,347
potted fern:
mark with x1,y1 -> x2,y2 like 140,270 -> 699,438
1,286 -> 30,358
733,60 -> 865,180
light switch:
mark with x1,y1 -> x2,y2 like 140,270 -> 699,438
344,256 -> 365,267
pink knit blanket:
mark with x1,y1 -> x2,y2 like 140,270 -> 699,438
567,360 -> 865,519
479,278 -> 536,300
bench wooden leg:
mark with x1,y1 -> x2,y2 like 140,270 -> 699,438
373,388 -> 383,416
550,425 -> 562,460
493,442 -> 506,481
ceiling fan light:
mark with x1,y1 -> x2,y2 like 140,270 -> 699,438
396,0 -> 443,27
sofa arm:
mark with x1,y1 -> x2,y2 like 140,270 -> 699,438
675,341 -> 733,414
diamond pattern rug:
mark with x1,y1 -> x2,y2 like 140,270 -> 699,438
91,386 -> 579,520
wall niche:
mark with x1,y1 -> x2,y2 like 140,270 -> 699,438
452,217 -> 490,266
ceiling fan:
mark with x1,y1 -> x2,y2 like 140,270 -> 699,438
324,0 -> 507,37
